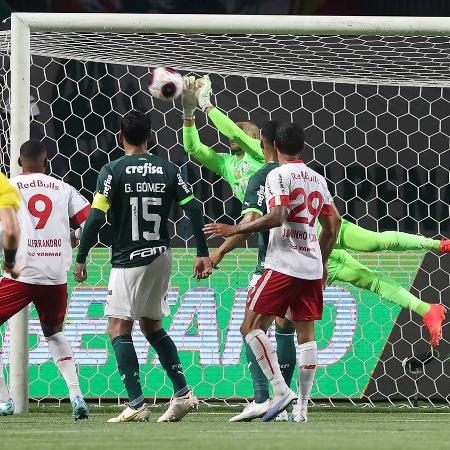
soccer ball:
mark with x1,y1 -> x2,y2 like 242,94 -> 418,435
148,67 -> 183,101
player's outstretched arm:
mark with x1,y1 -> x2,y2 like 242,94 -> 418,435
196,75 -> 263,161
182,76 -> 227,177
74,194 -> 107,282
180,197 -> 212,280
204,205 -> 287,238
210,212 -> 259,268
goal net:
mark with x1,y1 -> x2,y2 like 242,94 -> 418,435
0,14 -> 449,407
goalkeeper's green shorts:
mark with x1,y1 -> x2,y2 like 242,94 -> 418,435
327,249 -> 367,285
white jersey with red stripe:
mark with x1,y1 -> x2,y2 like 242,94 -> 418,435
264,160 -> 334,280
7,173 -> 90,285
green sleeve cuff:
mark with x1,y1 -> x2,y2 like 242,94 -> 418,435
241,207 -> 264,216
179,194 -> 194,206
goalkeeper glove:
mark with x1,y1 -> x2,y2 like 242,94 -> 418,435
182,75 -> 198,120
196,75 -> 213,112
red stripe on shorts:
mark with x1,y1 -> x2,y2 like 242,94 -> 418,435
57,356 -> 73,364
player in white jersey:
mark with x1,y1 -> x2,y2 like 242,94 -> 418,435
0,140 -> 90,420
204,123 -> 340,422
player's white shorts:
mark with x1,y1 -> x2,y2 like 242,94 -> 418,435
248,273 -> 293,321
105,249 -> 172,321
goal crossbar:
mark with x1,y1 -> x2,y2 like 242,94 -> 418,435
11,13 -> 450,35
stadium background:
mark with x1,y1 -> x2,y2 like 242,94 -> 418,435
0,0 -> 449,403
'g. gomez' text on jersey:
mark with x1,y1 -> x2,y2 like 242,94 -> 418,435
264,161 -> 334,280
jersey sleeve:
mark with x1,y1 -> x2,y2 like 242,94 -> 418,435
95,165 -> 114,205
0,173 -> 20,211
68,185 -> 91,227
319,185 -> 335,216
172,167 -> 194,205
208,108 -> 264,162
183,124 -> 227,177
242,171 -> 266,216
266,169 -> 291,208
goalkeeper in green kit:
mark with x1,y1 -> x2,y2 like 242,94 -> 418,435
182,76 -> 448,419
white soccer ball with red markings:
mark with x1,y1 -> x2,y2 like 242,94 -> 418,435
148,67 -> 183,102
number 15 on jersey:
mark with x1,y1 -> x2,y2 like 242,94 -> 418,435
130,196 -> 162,241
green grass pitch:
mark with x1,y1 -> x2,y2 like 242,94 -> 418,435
1,404 -> 449,450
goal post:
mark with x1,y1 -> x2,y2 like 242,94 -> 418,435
4,13 -> 450,412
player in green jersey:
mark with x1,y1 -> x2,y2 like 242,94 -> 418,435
74,110 -> 212,423
182,75 -> 264,202
207,120 -> 447,422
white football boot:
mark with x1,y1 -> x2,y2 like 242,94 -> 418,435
0,399 -> 14,416
157,391 -> 199,423
229,399 -> 271,422
261,388 -> 296,422
107,404 -> 149,423
289,404 -> 308,423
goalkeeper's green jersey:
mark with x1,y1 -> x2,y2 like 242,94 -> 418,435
183,108 -> 265,202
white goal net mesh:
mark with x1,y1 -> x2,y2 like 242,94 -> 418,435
0,29 -> 449,405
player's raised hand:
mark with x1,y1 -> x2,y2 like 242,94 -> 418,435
193,256 -> 213,281
73,262 -> 88,283
195,75 -> 213,112
182,75 -> 198,120
203,223 -> 237,238
2,262 -> 20,279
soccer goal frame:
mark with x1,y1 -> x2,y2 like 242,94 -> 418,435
8,12 -> 450,413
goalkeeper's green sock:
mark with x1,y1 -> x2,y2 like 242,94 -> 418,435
148,329 -> 189,398
244,340 -> 270,403
372,273 -> 431,317
111,335 -> 144,409
275,323 -> 296,388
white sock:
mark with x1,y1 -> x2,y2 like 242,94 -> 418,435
245,329 -> 288,397
297,341 -> 318,415
0,350 -> 11,402
46,332 -> 82,402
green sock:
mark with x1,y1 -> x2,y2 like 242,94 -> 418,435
244,340 -> 270,403
335,253 -> 432,318
275,324 -> 296,388
371,273 -> 431,317
112,335 -> 144,409
148,329 -> 189,397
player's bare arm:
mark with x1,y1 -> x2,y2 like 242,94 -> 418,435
74,202 -> 106,282
210,211 -> 260,268
0,207 -> 20,278
204,205 -> 286,238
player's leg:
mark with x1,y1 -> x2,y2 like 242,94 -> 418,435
288,278 -> 323,423
242,270 -> 297,422
137,250 -> 197,423
230,273 -> 271,422
35,283 -> 88,420
275,316 -> 296,389
0,278 -> 35,416
104,267 -> 149,423
337,219 -> 448,253
291,320 -> 317,423
334,250 -> 445,346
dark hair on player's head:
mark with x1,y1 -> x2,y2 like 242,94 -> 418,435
274,122 -> 305,156
19,139 -> 47,160
121,110 -> 152,146
261,121 -> 279,144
